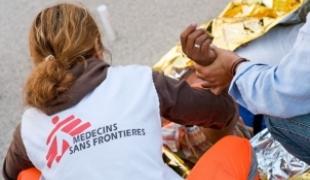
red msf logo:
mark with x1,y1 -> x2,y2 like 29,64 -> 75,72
45,115 -> 91,168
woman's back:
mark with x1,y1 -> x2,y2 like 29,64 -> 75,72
21,65 -> 182,180
2,3 -> 237,179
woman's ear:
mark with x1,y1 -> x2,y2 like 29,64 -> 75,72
95,51 -> 103,59
94,36 -> 104,59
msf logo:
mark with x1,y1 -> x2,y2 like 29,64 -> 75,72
45,115 -> 91,168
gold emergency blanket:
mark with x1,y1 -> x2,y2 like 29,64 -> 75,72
153,0 -> 305,78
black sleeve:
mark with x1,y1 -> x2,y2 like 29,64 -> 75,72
152,71 -> 237,129
2,124 -> 34,180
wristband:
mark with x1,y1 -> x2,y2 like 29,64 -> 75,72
231,58 -> 249,76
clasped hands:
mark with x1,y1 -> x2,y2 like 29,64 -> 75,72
180,24 -> 243,95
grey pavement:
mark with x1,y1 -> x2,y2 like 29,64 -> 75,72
0,0 -> 228,172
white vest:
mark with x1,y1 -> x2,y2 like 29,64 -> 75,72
21,65 -> 182,180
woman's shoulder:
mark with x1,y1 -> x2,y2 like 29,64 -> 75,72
106,65 -> 153,81
21,107 -> 50,129
22,107 -> 46,119
108,64 -> 151,74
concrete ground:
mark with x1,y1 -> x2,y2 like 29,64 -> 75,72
0,0 -> 228,172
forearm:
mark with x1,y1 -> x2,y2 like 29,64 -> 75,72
229,59 -> 310,118
153,72 -> 237,129
229,13 -> 310,118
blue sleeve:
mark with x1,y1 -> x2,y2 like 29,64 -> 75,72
229,15 -> 310,118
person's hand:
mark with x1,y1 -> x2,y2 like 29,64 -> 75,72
180,24 -> 217,66
180,24 -> 247,95
194,47 -> 242,95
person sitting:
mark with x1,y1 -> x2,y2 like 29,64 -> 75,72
180,11 -> 310,164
